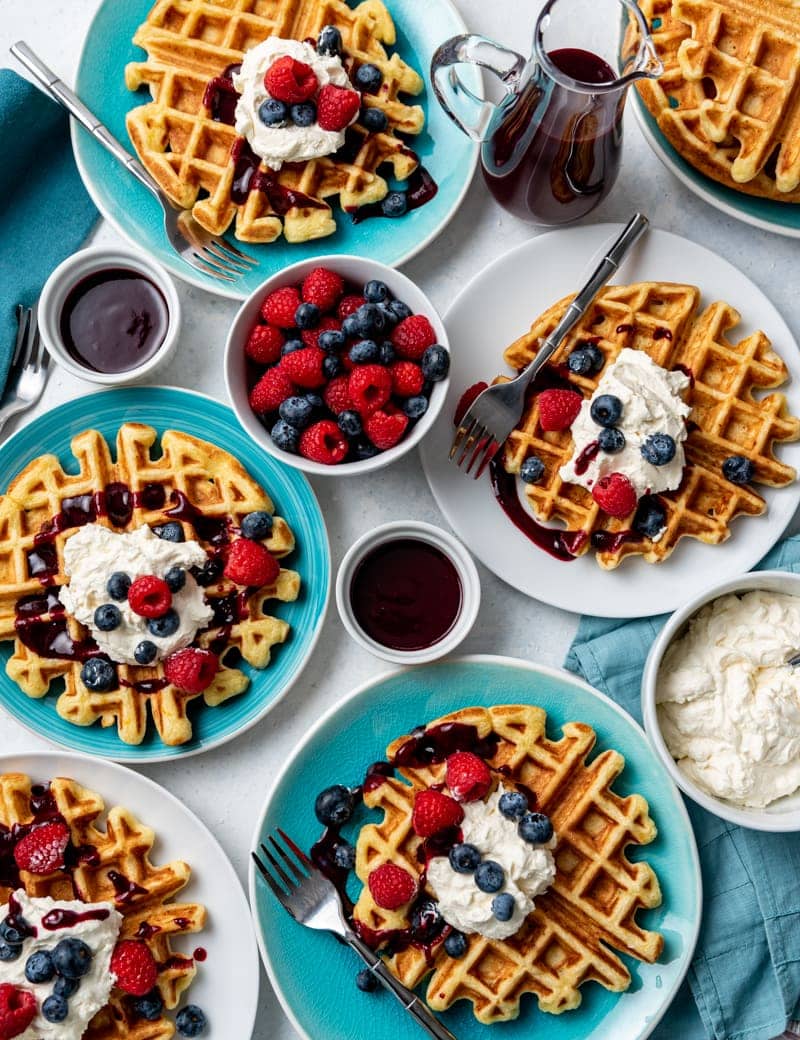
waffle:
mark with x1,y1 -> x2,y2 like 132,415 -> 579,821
125,0 -> 425,243
0,423 -> 300,745
625,0 -> 800,200
499,281 -> 800,568
352,705 -> 662,1023
0,771 -> 206,1039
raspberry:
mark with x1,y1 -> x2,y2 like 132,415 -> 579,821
13,821 -> 70,875
280,346 -> 327,389
300,316 -> 341,350
302,267 -> 345,311
592,472 -> 637,519
537,388 -> 583,432
224,539 -> 281,587
445,752 -> 492,803
249,367 -> 296,414
338,294 -> 366,320
261,285 -> 302,328
298,420 -> 349,465
317,84 -> 361,132
128,576 -> 172,619
264,56 -> 318,104
245,324 -> 284,365
110,941 -> 159,997
365,407 -> 408,450
389,360 -> 425,398
349,364 -> 392,416
323,375 -> 352,415
391,315 -> 437,360
454,381 -> 488,426
412,789 -> 464,837
0,984 -> 36,1039
164,648 -> 218,694
367,863 -> 418,910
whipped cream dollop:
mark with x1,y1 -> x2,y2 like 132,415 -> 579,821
657,590 -> 800,807
0,890 -> 122,1040
560,348 -> 691,498
426,786 -> 556,940
60,523 -> 213,665
233,37 -> 357,170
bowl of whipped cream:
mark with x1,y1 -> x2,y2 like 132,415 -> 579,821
642,570 -> 800,831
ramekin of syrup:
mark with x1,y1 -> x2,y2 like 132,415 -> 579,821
336,521 -> 481,664
38,245 -> 181,384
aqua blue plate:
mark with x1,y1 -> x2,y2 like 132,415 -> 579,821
72,0 -> 480,300
0,387 -> 330,763
250,655 -> 701,1040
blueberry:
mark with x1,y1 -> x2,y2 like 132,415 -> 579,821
598,427 -> 625,453
94,604 -> 121,632
349,339 -> 378,365
633,496 -> 667,538
42,994 -> 69,1023
498,791 -> 527,820
590,394 -> 622,428
378,342 -> 396,366
333,842 -> 356,870
322,355 -> 341,379
132,989 -> 164,1021
474,860 -> 504,893
258,98 -> 288,126
363,280 -> 390,303
402,396 -> 428,420
295,303 -> 320,330
0,917 -> 29,946
134,640 -> 158,665
520,456 -> 545,484
443,930 -> 468,958
723,455 -> 755,485
338,410 -> 363,438
381,191 -> 408,218
147,610 -> 180,639
52,937 -> 93,979
281,338 -> 304,357
176,1005 -> 207,1037
377,303 -> 398,328
410,900 -> 444,943
319,329 -> 346,353
153,522 -> 184,543
107,572 -> 131,601
356,968 -> 377,992
192,559 -> 223,587
279,396 -> 314,430
566,348 -> 594,375
448,843 -> 480,874
582,343 -> 605,372
352,437 -> 379,460
241,511 -> 273,540
491,893 -> 515,922
362,108 -> 388,132
640,432 -> 676,466
0,938 -> 20,962
317,25 -> 343,57
518,812 -> 553,845
314,785 -> 355,826
354,304 -> 385,338
304,393 -> 324,411
165,566 -> 187,592
421,345 -> 449,382
341,315 -> 360,340
25,950 -> 55,983
290,101 -> 316,127
388,299 -> 412,322
355,63 -> 382,93
271,418 -> 300,453
80,658 -> 117,693
53,976 -> 79,998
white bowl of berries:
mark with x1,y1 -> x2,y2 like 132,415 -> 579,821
224,256 -> 451,475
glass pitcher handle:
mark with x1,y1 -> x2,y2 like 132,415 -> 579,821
431,34 -> 527,143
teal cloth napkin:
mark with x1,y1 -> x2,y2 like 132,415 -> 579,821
0,67 -> 98,389
565,535 -> 800,1040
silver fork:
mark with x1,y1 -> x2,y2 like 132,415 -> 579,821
11,41 -> 258,285
0,307 -> 51,437
253,829 -> 458,1040
450,213 -> 650,478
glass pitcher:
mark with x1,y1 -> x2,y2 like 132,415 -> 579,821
431,0 -> 663,225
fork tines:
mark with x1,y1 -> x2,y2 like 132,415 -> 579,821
251,829 -> 313,908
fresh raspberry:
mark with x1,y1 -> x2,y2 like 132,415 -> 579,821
391,315 -> 436,360
592,472 -> 637,519
128,576 -> 172,619
445,752 -> 492,803
323,375 -> 352,415
245,324 -> 284,365
110,941 -> 159,997
280,346 -> 327,388
412,789 -> 464,837
317,84 -> 361,132
298,420 -> 349,465
0,984 -> 36,1039
249,367 -> 296,413
389,360 -> 425,398
365,407 -> 409,450
367,863 -> 418,910
338,294 -> 366,320
537,388 -> 583,432
454,381 -> 488,426
348,364 -> 392,416
302,267 -> 345,312
264,56 -> 318,104
301,316 -> 341,350
224,539 -> 281,587
164,648 -> 218,694
261,285 -> 302,328
13,821 -> 70,875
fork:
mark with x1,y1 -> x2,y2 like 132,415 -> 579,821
253,829 -> 458,1040
10,41 -> 258,284
450,212 -> 650,478
0,306 -> 50,437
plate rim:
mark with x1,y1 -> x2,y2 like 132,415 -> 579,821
248,652 -> 703,1040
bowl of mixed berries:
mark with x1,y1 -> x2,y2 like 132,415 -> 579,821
225,257 -> 450,474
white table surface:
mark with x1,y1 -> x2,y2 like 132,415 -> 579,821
2,2 -> 800,1037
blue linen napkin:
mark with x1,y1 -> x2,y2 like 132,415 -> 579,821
0,67 -> 98,390
565,535 -> 800,1040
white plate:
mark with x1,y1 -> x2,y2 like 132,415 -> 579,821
420,223 -> 800,618
0,750 -> 258,1038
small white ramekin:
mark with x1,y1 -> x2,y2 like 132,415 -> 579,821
335,521 -> 481,665
642,569 -> 800,831
38,245 -> 181,385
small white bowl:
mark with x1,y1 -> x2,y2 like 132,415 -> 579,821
224,255 -> 450,476
38,245 -> 181,385
335,521 -> 481,665
642,569 -> 800,832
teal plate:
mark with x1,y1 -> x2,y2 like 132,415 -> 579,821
250,655 -> 702,1040
0,387 -> 330,763
72,0 -> 480,300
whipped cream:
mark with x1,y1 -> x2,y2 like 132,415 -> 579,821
560,348 -> 691,498
60,524 -> 213,665
0,890 -> 122,1040
657,590 -> 800,807
233,37 -> 358,170
426,786 -> 556,940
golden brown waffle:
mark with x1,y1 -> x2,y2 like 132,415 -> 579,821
125,0 -> 425,243
0,771 -> 206,1039
352,705 -> 662,1023
0,424 -> 300,745
499,281 -> 800,568
626,0 -> 800,200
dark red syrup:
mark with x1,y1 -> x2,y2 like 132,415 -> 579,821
590,529 -> 640,553
193,946 -> 207,962
135,921 -> 161,940
166,490 -> 229,546
107,870 -> 147,904
203,63 -> 241,124
654,327 -> 673,341
573,439 -> 600,476
41,907 -> 110,931
229,139 -> 327,211
348,166 -> 439,224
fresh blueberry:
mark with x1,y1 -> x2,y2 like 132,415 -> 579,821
290,101 -> 316,127
377,303 -> 398,328
134,640 -> 158,666
381,191 -> 408,218
53,976 -> 79,998
314,785 -> 355,826
333,842 -> 356,870
94,604 -> 121,632
147,610 -> 180,639
633,496 -> 667,538
295,303 -> 320,330
402,396 -> 428,420
0,938 -> 20,962
362,108 -> 388,132
518,812 -> 553,845
318,329 -> 346,353
349,339 -> 378,365
132,989 -> 164,1021
279,396 -> 314,431
25,950 -> 55,983
165,566 -> 187,592
52,937 -> 93,979
443,930 -> 468,958
258,98 -> 288,126
338,410 -> 363,438
192,559 -> 223,587
356,968 -> 377,992
42,995 -> 69,1023
271,418 -> 300,453
388,299 -> 412,322
80,658 -> 117,693
0,917 -> 29,946
448,843 -> 480,874
640,433 -> 676,466
153,522 -> 184,543
566,348 -> 594,375
304,393 -> 324,411
598,427 -> 625,453
317,24 -> 343,57
491,893 -> 515,922
498,791 -> 528,820
474,860 -> 504,893
421,345 -> 449,382
378,341 -> 395,366
341,314 -> 360,340
352,437 -> 380,460
355,63 -> 382,93
354,304 -> 385,338
590,394 -> 623,428
176,1005 -> 207,1037
241,511 -> 273,540
520,456 -> 545,484
410,900 -> 444,943
582,343 -> 605,372
106,572 -> 131,601
363,280 -> 390,303
723,455 -> 755,485
322,356 -> 341,379
281,338 -> 304,357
